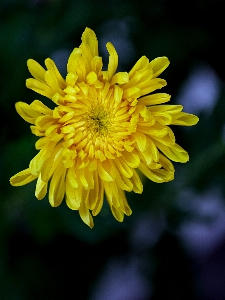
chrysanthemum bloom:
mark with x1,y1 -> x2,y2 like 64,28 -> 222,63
10,28 -> 199,228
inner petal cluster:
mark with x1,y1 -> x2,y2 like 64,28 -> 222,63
56,80 -> 138,172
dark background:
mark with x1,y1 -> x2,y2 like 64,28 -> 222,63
1,0 -> 225,299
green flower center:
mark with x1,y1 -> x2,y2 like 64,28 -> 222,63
86,105 -> 112,136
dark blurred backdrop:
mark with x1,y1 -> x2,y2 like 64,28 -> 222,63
1,0 -> 225,299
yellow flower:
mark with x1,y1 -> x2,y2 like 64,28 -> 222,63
10,28 -> 199,228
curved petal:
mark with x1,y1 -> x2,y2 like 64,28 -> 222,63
79,198 -> 94,228
45,58 -> 66,89
10,168 -> 37,186
27,59 -> 46,82
138,93 -> 171,106
106,42 -> 118,81
67,48 -> 81,74
15,102 -> 41,124
81,27 -> 99,57
154,140 -> 189,163
65,173 -> 81,210
149,57 -> 170,78
92,173 -> 104,215
26,78 -> 55,99
35,175 -> 48,200
49,163 -> 66,207
171,112 -> 199,126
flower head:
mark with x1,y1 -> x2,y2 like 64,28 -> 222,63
10,28 -> 199,228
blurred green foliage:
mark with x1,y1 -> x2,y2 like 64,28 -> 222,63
1,0 -> 225,299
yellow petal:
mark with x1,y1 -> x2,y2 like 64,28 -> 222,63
159,153 -> 175,172
124,70 -> 153,91
45,70 -> 65,96
171,112 -> 199,126
30,126 -> 44,137
154,140 -> 189,163
123,86 -> 141,99
151,168 -> 174,182
67,48 -> 81,74
139,105 -> 152,121
104,181 -> 120,207
147,125 -> 170,139
132,131 -> 147,152
76,56 -> 87,81
154,104 -> 182,112
115,157 -> 133,178
67,165 -> 78,189
153,114 -> 173,125
10,168 -> 37,186
120,190 -> 132,216
35,175 -> 48,200
138,93 -> 171,106
30,100 -> 52,115
15,102 -> 41,124
66,72 -> 78,87
130,170 -> 143,193
110,205 -> 124,222
79,168 -> 94,190
129,56 -> 149,78
77,82 -> 88,96
88,159 -> 97,172
49,163 -> 66,207
97,161 -> 114,182
45,58 -> 66,89
26,78 -> 55,99
141,78 -> 167,96
41,143 -> 62,182
81,27 -> 99,57
138,146 -> 155,166
35,115 -> 53,130
27,59 -> 46,82
29,142 -> 56,176
63,85 -> 77,96
147,137 -> 159,162
122,151 -> 140,168
79,43 -> 93,75
92,56 -> 103,76
111,72 -> 129,85
85,172 -> 98,210
65,174 -> 81,210
149,57 -> 170,78
35,136 -> 50,150
106,42 -> 118,81
113,85 -> 123,104
92,173 -> 104,215
139,162 -> 166,183
114,167 -> 133,192
86,71 -> 98,85
79,198 -> 94,228
92,196 -> 104,217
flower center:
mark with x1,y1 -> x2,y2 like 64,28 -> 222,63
56,83 -> 138,168
86,105 -> 112,136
